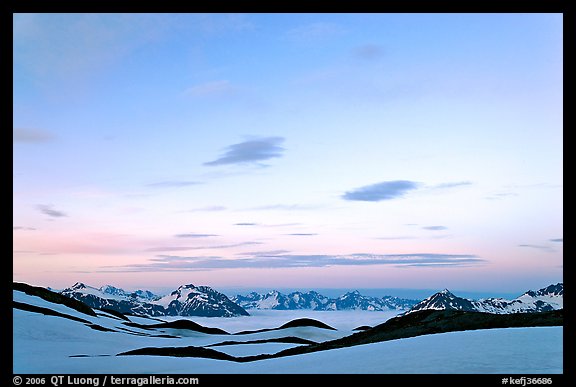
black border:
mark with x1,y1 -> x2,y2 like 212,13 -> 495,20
6,0 -> 568,13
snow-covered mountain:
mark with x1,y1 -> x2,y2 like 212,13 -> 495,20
156,284 -> 249,317
232,290 -> 418,311
406,283 -> 563,315
61,282 -> 249,317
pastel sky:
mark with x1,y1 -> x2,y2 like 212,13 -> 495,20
13,13 -> 563,293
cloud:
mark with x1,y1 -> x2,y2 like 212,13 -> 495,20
234,222 -> 258,226
36,204 -> 67,218
485,192 -> 518,200
286,233 -> 318,236
342,180 -> 472,202
13,128 -> 55,143
518,244 -> 555,253
342,180 -> 421,201
549,238 -> 563,243
204,136 -> 285,167
422,226 -> 448,231
249,204 -> 322,211
174,233 -> 219,238
432,181 -> 472,190
238,250 -> 292,256
145,242 -> 262,252
375,236 -> 418,240
14,14 -> 255,87
353,44 -> 385,60
184,80 -> 235,97
192,14 -> 254,34
13,226 -> 37,231
101,252 -> 484,272
187,206 -> 227,212
263,222 -> 303,228
285,22 -> 346,42
14,14 -> 174,83
146,181 -> 200,188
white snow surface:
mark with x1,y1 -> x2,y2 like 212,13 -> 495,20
13,291 -> 562,374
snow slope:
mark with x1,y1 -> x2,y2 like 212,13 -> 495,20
13,289 -> 562,374
14,315 -> 562,374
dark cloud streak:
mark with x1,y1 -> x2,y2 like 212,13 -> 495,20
422,226 -> 448,231
36,204 -> 67,218
342,180 -> 420,201
101,252 -> 484,272
13,128 -> 55,143
204,136 -> 285,167
174,233 -> 219,238
518,244 -> 555,253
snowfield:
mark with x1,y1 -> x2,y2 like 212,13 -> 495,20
13,290 -> 563,374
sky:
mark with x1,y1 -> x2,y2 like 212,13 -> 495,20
13,13 -> 563,294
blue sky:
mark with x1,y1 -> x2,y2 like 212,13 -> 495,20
13,13 -> 562,292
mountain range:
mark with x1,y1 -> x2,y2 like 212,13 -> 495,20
406,283 -> 563,315
13,281 -> 563,373
232,290 -> 419,311
58,282 -> 563,318
61,282 -> 249,317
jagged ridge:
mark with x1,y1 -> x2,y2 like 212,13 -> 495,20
232,290 -> 418,311
406,283 -> 563,315
61,282 -> 249,318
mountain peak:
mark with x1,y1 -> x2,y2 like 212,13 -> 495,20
407,289 -> 476,314
100,284 -> 124,294
61,282 -> 249,317
70,282 -> 87,290
407,283 -> 563,315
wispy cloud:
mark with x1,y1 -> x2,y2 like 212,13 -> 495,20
485,192 -> 518,200
238,250 -> 292,256
518,244 -> 555,253
422,226 -> 448,231
375,236 -> 418,240
342,180 -> 421,201
234,222 -> 258,226
174,233 -> 219,238
184,80 -> 235,97
285,22 -> 346,42
13,128 -> 55,143
286,233 -> 318,236
36,204 -> 67,218
186,206 -> 228,212
353,44 -> 385,60
343,180 -> 472,202
14,14 -> 173,83
145,181 -> 200,188
431,181 -> 472,190
249,204 -> 321,211
204,136 -> 285,167
549,238 -> 563,243
13,226 -> 37,231
145,242 -> 262,252
101,252 -> 484,272
193,13 -> 254,34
